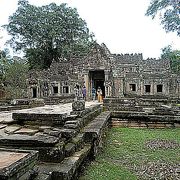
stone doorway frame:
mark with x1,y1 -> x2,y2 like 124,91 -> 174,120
84,70 -> 107,100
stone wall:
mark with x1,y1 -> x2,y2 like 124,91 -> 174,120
104,97 -> 180,128
27,43 -> 180,100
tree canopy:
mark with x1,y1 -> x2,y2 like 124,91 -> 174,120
161,45 -> 180,73
146,0 -> 180,36
3,0 -> 94,69
0,49 -> 29,98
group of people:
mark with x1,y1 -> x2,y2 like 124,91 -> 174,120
75,86 -> 103,102
92,86 -> 103,102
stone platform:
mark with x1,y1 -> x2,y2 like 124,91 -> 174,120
0,148 -> 38,180
0,101 -> 99,125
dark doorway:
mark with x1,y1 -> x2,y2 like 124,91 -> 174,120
53,86 -> 58,94
63,86 -> 69,94
145,85 -> 151,93
32,88 -> 37,98
129,84 -> 136,91
89,70 -> 105,98
157,84 -> 163,92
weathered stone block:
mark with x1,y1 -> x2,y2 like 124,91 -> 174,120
14,128 -> 39,136
59,129 -> 78,139
12,112 -> 67,126
38,144 -> 65,163
48,130 -> 62,137
0,133 -> 59,147
72,100 -> 85,111
52,145 -> 91,180
64,124 -> 79,130
65,143 -> 76,157
72,133 -> 84,151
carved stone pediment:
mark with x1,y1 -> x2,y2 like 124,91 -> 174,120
83,43 -> 111,70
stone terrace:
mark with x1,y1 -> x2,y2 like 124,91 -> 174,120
0,101 -> 99,124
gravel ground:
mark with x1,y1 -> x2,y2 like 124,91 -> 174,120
107,139 -> 180,179
145,139 -> 180,150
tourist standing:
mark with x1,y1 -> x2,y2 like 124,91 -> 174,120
97,87 -> 102,102
82,86 -> 86,101
92,87 -> 96,101
74,86 -> 79,101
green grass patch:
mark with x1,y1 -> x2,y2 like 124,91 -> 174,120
80,128 -> 180,180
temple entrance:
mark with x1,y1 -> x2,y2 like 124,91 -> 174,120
89,70 -> 105,98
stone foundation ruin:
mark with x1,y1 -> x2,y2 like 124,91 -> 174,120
0,97 -> 179,179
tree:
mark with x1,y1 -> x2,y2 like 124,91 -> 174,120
4,58 -> 29,98
146,0 -> 180,36
0,49 -> 12,83
3,0 -> 94,69
161,45 -> 180,73
0,49 -> 28,98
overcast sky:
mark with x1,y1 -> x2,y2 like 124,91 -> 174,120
0,0 -> 180,59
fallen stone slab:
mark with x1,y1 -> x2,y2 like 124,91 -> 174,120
4,125 -> 21,134
0,133 -> 59,147
48,130 -> 62,137
39,126 -> 52,131
65,115 -> 78,121
64,124 -> 79,130
14,128 -> 39,136
59,129 -> 78,139
12,112 -> 67,126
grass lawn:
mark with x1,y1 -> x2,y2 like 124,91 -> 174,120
80,128 -> 180,180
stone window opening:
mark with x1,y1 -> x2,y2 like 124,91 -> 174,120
32,87 -> 37,98
63,86 -> 69,94
53,86 -> 58,94
129,84 -> 136,91
145,85 -> 151,93
157,84 -> 163,93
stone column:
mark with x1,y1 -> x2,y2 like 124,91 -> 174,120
58,82 -> 61,95
84,71 -> 89,99
104,70 -> 109,97
140,79 -> 144,95
119,77 -> 124,97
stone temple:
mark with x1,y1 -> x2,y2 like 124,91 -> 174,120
27,43 -> 180,100
0,43 -> 179,179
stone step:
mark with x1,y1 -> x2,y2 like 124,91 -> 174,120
36,144 -> 91,180
83,111 -> 111,143
12,112 -> 67,126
